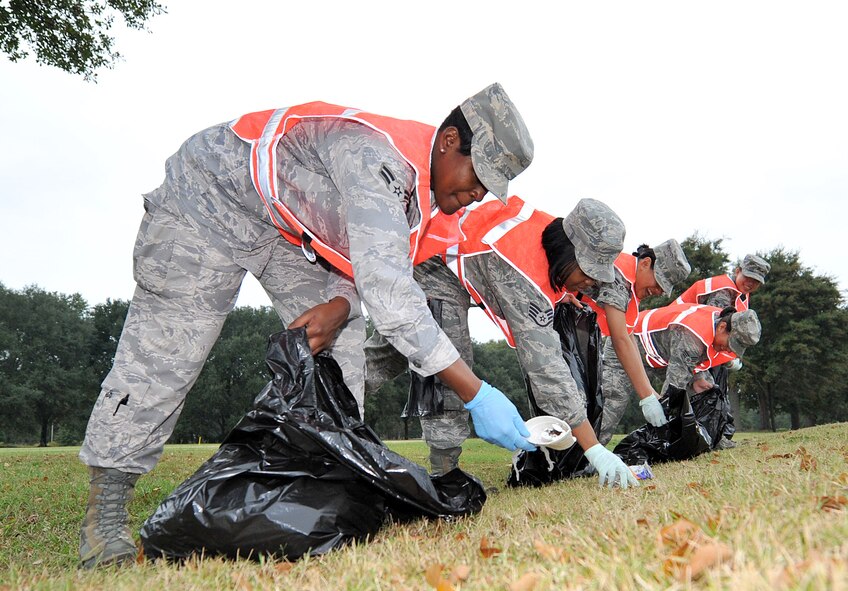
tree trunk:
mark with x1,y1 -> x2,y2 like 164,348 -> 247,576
789,404 -> 801,430
757,387 -> 771,431
39,419 -> 49,447
729,386 -> 741,425
403,417 -> 409,440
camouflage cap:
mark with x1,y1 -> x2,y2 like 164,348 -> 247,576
728,309 -> 761,357
460,82 -> 534,203
740,254 -> 770,284
562,198 -> 626,283
653,239 -> 691,296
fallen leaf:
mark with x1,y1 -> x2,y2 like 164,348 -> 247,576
425,564 -> 444,587
533,539 -> 567,562
819,496 -> 848,512
836,473 -> 848,486
509,572 -> 540,591
644,484 -> 657,491
687,482 -> 710,498
767,453 -> 793,459
684,540 -> 733,580
275,562 -> 294,573
658,518 -> 700,549
454,532 -> 467,541
636,518 -> 650,527
710,459 -> 720,464
479,536 -> 502,559
450,565 -> 471,582
796,446 -> 818,471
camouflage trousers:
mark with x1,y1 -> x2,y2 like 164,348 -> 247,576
364,258 -> 472,471
597,337 -> 659,445
79,188 -> 365,474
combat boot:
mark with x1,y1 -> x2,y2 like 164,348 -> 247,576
429,446 -> 462,476
79,467 -> 140,569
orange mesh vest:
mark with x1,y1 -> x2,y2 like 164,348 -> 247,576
634,303 -> 735,371
230,103 -> 462,277
443,195 -> 566,347
676,275 -> 749,311
576,253 -> 640,337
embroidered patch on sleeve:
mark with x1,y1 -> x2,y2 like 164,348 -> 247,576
379,163 -> 407,199
528,302 -> 554,327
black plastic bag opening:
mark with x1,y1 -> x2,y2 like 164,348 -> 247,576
507,304 -> 604,487
140,329 -> 486,561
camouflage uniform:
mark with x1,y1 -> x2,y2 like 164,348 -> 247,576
366,255 -> 587,474
80,119 -> 460,474
583,271 -> 635,445
600,320 -> 716,442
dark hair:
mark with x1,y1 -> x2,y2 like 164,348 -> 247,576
717,306 -> 736,330
437,106 -> 473,156
633,244 -> 656,267
542,218 -> 580,291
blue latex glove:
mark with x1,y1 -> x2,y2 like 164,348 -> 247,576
464,382 -> 536,452
639,394 -> 668,427
584,444 -> 639,489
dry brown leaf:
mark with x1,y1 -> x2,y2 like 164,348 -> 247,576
533,539 -> 567,562
644,484 -> 657,491
819,495 -> 848,512
757,442 -> 770,451
687,482 -> 710,498
425,563 -> 444,587
454,532 -> 467,541
684,540 -> 733,580
796,446 -> 818,471
658,518 -> 700,549
509,572 -> 540,591
636,517 -> 650,527
710,459 -> 720,464
275,562 -> 294,574
836,472 -> 848,486
767,453 -> 794,459
451,565 -> 471,582
479,536 -> 502,559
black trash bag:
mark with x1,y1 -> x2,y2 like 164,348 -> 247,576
612,384 -> 732,465
507,304 -> 604,487
140,328 -> 486,561
403,298 -> 445,418
709,365 -> 736,440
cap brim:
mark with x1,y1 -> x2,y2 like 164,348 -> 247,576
728,334 -> 747,357
469,143 -> 507,202
741,270 -> 766,284
655,272 -> 674,296
577,253 -> 615,283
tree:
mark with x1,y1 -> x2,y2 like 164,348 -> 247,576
0,285 -> 94,445
0,0 -> 165,81
734,249 -> 848,430
172,306 -> 283,443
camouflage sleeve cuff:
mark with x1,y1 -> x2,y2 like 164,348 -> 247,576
407,331 -> 461,377
326,271 -> 361,320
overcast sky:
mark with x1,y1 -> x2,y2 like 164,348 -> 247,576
1,0 -> 846,342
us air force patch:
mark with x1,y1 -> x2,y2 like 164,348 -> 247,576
379,164 -> 407,200
528,302 -> 554,326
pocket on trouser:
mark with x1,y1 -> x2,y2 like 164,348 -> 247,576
82,378 -> 152,465
133,203 -> 179,296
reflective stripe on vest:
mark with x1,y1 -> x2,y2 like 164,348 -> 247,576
444,195 -> 565,348
578,253 -> 641,336
230,103 -> 451,277
635,303 -> 732,371
676,275 -> 749,311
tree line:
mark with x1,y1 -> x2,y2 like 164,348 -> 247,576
1,236 -> 846,446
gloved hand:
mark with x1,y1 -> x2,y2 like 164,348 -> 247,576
639,393 -> 668,427
584,444 -> 639,489
464,382 -> 536,452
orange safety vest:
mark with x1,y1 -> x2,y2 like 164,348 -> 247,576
634,303 -> 736,372
576,253 -> 640,337
676,275 -> 749,311
230,103 -> 462,278
443,195 -> 566,347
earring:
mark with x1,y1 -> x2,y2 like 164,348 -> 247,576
440,148 -> 446,153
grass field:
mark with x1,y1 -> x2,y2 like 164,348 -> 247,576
2,425 -> 847,590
